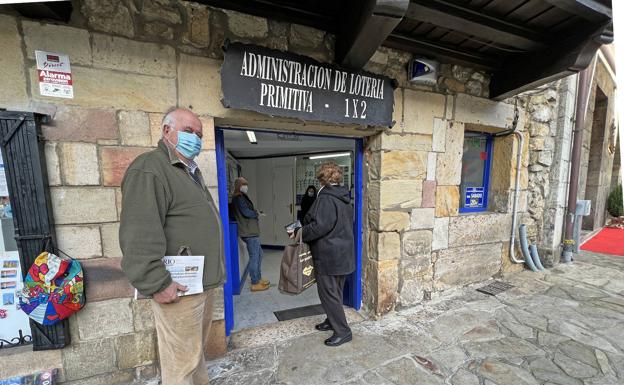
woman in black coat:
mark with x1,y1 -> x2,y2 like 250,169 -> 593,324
298,185 -> 317,220
300,162 -> 355,347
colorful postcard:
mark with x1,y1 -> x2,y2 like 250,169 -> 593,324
0,281 -> 16,289
1,269 -> 17,278
2,292 -> 14,305
2,260 -> 18,269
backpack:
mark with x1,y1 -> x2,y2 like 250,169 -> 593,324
18,251 -> 85,325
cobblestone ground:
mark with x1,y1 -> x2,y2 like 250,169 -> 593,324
205,251 -> 624,385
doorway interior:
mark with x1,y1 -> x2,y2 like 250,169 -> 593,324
215,127 -> 363,335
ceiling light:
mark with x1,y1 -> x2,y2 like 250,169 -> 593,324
309,152 -> 351,160
246,131 -> 257,144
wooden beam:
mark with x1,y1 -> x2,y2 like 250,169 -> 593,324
544,0 -> 612,23
384,32 -> 502,71
490,22 -> 613,100
406,0 -> 548,50
11,2 -> 72,22
336,0 -> 409,69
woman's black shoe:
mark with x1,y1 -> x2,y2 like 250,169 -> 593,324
324,332 -> 352,347
315,320 -> 333,331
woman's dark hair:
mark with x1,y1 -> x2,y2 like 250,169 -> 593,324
316,162 -> 343,185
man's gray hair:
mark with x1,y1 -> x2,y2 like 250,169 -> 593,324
161,107 -> 178,136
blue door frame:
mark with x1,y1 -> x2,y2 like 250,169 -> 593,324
215,127 -> 364,336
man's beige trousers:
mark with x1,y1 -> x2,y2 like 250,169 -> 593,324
151,289 -> 215,385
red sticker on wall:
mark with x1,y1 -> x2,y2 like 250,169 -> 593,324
480,151 -> 487,160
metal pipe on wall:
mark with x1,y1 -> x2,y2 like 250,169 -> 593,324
562,61 -> 597,263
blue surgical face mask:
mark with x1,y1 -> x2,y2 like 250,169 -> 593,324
175,131 -> 202,159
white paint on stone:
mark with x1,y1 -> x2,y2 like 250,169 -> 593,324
432,217 -> 449,251
427,152 -> 437,181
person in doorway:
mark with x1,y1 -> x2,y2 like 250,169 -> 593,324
295,162 -> 355,347
232,177 -> 270,292
119,107 -> 225,385
298,185 -> 317,220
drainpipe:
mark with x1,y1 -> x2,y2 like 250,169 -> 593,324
493,101 -> 524,264
562,61 -> 597,263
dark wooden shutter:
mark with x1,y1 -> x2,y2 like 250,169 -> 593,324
0,111 -> 70,350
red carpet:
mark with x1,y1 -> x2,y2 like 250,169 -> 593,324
581,228 -> 624,256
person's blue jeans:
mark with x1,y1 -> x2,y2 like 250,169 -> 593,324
243,236 -> 263,284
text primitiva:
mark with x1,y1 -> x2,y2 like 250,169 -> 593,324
239,51 -> 384,115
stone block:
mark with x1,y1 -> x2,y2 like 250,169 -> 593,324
62,338 -> 116,381
115,331 -> 157,370
182,2 -> 210,48
178,54 -> 225,116
448,213 -> 512,247
81,0 -> 134,37
205,320 -> 228,359
30,66 -> 176,112
59,142 -> 100,185
81,258 -> 133,302
500,242 -> 524,273
196,150 -> 218,187
0,15 -> 28,110
145,21 -> 174,41
432,119 -> 446,153
290,24 -> 325,49
435,186 -> 459,217
369,231 -> 401,261
199,115 -> 216,150
454,94 -> 515,128
92,34 -> 176,77
101,222 -> 122,259
380,179 -> 422,210
142,0 -> 182,24
436,121 -> 464,185
422,180 -> 436,208
101,147 -> 151,187
370,210 -> 410,232
211,286 -> 225,320
23,21 -> 92,66
45,142 -> 62,186
410,208 -> 435,229
43,107 -> 118,143
392,88 -> 403,129
51,187 -> 118,224
432,217 -> 449,251
402,230 -> 432,258
435,243 -> 502,290
366,259 -> 399,315
380,151 -> 427,180
399,261 -> 433,307
56,225 -> 102,259
119,110 -> 152,147
380,133 -> 432,152
225,10 -> 268,38
76,298 -> 134,341
427,152 -> 437,181
402,90 -> 445,134
115,188 -> 123,220
62,371 -> 135,385
0,345 -> 62,380
132,299 -> 155,332
149,112 -> 164,147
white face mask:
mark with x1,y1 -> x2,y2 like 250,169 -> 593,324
240,185 -> 249,194
307,191 -> 315,197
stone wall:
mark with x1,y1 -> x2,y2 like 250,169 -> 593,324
1,0 -> 537,382
364,92 -> 528,315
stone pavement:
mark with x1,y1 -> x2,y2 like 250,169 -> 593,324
205,251 -> 624,385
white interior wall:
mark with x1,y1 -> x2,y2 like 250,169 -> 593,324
238,157 -> 295,246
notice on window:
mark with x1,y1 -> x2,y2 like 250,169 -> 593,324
0,251 -> 31,343
465,187 -> 485,208
135,255 -> 204,299
35,50 -> 73,99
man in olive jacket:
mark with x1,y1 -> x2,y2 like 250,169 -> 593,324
120,108 -> 224,385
